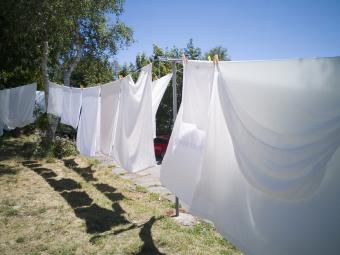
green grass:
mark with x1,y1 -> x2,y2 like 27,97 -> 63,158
135,184 -> 148,193
0,132 -> 242,255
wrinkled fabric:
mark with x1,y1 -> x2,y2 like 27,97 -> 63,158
60,86 -> 82,129
152,73 -> 172,137
161,61 -> 214,203
112,64 -> 156,172
76,86 -> 101,156
161,57 -> 340,255
6,83 -> 37,129
99,79 -> 122,156
47,82 -> 63,117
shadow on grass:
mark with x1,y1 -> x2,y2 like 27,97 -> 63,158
23,160 -> 129,233
0,163 -> 19,176
89,216 -> 165,255
62,158 -> 166,253
94,183 -> 124,203
135,216 -> 166,255
63,158 -> 97,182
22,159 -> 165,252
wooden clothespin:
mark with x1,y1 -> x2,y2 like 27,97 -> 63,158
182,53 -> 188,64
213,54 -> 219,65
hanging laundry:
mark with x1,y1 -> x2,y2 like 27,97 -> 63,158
161,61 -> 214,203
112,64 -> 156,172
99,79 -> 122,156
151,73 -> 172,138
161,57 -> 340,255
35,91 -> 46,113
0,88 -> 10,136
60,86 -> 82,129
7,83 -> 37,129
47,82 -> 63,117
76,86 -> 101,156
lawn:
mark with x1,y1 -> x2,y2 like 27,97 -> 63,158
0,132 -> 241,255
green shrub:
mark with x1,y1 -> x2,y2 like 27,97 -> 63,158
35,113 -> 49,133
53,137 -> 78,159
33,138 -> 55,158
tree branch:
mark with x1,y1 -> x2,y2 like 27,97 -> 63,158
63,43 -> 81,87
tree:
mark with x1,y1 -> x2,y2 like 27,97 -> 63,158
204,46 -> 231,61
69,55 -> 115,87
184,39 -> 202,60
0,0 -> 133,141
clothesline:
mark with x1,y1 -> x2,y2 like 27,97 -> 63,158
47,64 -> 172,172
161,56 -> 340,255
2,57 -> 339,255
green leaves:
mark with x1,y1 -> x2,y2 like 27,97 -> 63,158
204,46 -> 231,61
0,0 -> 133,88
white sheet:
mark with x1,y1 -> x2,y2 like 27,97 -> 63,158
151,73 -> 172,137
112,64 -> 156,172
161,61 -> 214,203
0,88 -> 10,136
35,91 -> 46,113
6,83 -> 36,129
161,57 -> 340,255
76,86 -> 101,156
47,82 -> 63,117
60,86 -> 82,129
99,79 -> 122,156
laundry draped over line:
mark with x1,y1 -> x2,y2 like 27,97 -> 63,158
99,79 -> 122,156
112,64 -> 156,172
161,57 -> 340,255
151,73 -> 173,138
0,83 -> 36,136
60,86 -> 82,129
76,86 -> 101,156
74,64 -> 171,172
47,82 -> 63,117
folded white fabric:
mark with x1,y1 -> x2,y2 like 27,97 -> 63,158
152,73 -> 172,137
60,86 -> 82,129
47,82 -> 63,117
6,83 -> 37,129
161,57 -> 340,255
112,64 -> 156,172
76,86 -> 101,156
99,79 -> 122,156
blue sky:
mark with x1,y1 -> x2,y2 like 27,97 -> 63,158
115,0 -> 340,65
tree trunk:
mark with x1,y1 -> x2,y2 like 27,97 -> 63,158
42,41 -> 49,110
41,41 -> 59,142
63,45 -> 81,87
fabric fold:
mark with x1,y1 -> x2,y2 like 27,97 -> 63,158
60,86 -> 82,129
161,57 -> 340,255
152,73 -> 172,137
7,83 -> 37,129
76,86 -> 101,156
112,64 -> 156,172
47,82 -> 63,117
99,79 -> 122,156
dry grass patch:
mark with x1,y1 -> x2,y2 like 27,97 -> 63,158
0,133 -> 242,255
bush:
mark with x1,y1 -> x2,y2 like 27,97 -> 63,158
53,137 -> 78,158
35,113 -> 49,134
33,137 -> 55,158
